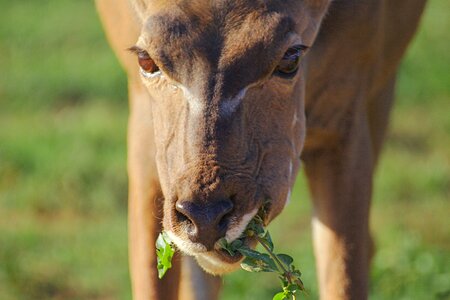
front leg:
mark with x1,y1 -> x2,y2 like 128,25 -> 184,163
179,256 -> 222,300
127,82 -> 181,300
303,115 -> 374,300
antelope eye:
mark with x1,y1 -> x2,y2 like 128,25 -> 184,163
137,51 -> 160,74
129,46 -> 162,78
275,45 -> 307,77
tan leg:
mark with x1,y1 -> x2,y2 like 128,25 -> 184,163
303,113 -> 374,300
128,81 -> 181,300
96,2 -> 183,298
179,256 -> 222,300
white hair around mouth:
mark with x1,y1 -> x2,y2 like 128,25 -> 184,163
225,207 -> 259,242
194,251 -> 242,275
165,230 -> 207,254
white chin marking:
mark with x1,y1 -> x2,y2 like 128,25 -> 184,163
165,231 -> 207,253
195,253 -> 241,275
225,208 -> 258,242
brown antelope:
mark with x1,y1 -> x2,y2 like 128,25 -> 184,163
96,0 -> 426,299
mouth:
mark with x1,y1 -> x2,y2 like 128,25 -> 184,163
191,235 -> 259,275
216,248 -> 243,263
168,202 -> 269,274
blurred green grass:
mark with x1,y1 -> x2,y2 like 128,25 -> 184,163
0,1 -> 448,299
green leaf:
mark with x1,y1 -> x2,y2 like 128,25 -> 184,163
230,239 -> 243,250
254,225 -> 266,237
273,291 -> 288,300
264,231 -> 273,251
155,232 -> 175,279
238,246 -> 264,260
217,237 -> 229,249
241,257 -> 265,272
156,232 -> 168,249
240,256 -> 276,273
277,254 -> 294,267
286,284 -> 299,293
246,217 -> 265,237
260,231 -> 273,251
217,238 -> 235,256
259,253 -> 278,271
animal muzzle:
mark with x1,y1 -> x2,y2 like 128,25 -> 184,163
166,168 -> 260,253
175,198 -> 234,250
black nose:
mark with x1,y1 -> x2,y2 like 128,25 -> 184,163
175,199 -> 233,249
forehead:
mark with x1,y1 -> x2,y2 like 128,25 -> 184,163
143,0 -> 295,41
140,0 -> 297,92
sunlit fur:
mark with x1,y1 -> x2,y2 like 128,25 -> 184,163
96,0 -> 427,298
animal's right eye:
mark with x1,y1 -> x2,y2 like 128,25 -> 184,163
129,46 -> 160,76
137,51 -> 160,74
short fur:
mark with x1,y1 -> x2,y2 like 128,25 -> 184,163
96,0 -> 426,299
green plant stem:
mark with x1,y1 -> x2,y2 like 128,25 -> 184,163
254,235 -> 292,284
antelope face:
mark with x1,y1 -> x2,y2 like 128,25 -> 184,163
131,0 -> 331,274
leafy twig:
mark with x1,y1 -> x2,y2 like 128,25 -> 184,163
219,215 -> 305,300
156,208 -> 305,300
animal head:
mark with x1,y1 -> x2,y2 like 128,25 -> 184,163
129,0 -> 331,274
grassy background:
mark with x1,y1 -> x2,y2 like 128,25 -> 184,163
0,1 -> 448,299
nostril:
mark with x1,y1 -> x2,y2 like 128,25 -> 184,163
215,199 -> 233,233
175,201 -> 193,224
217,212 -> 231,232
175,209 -> 190,223
175,201 -> 198,239
219,197 -> 234,213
